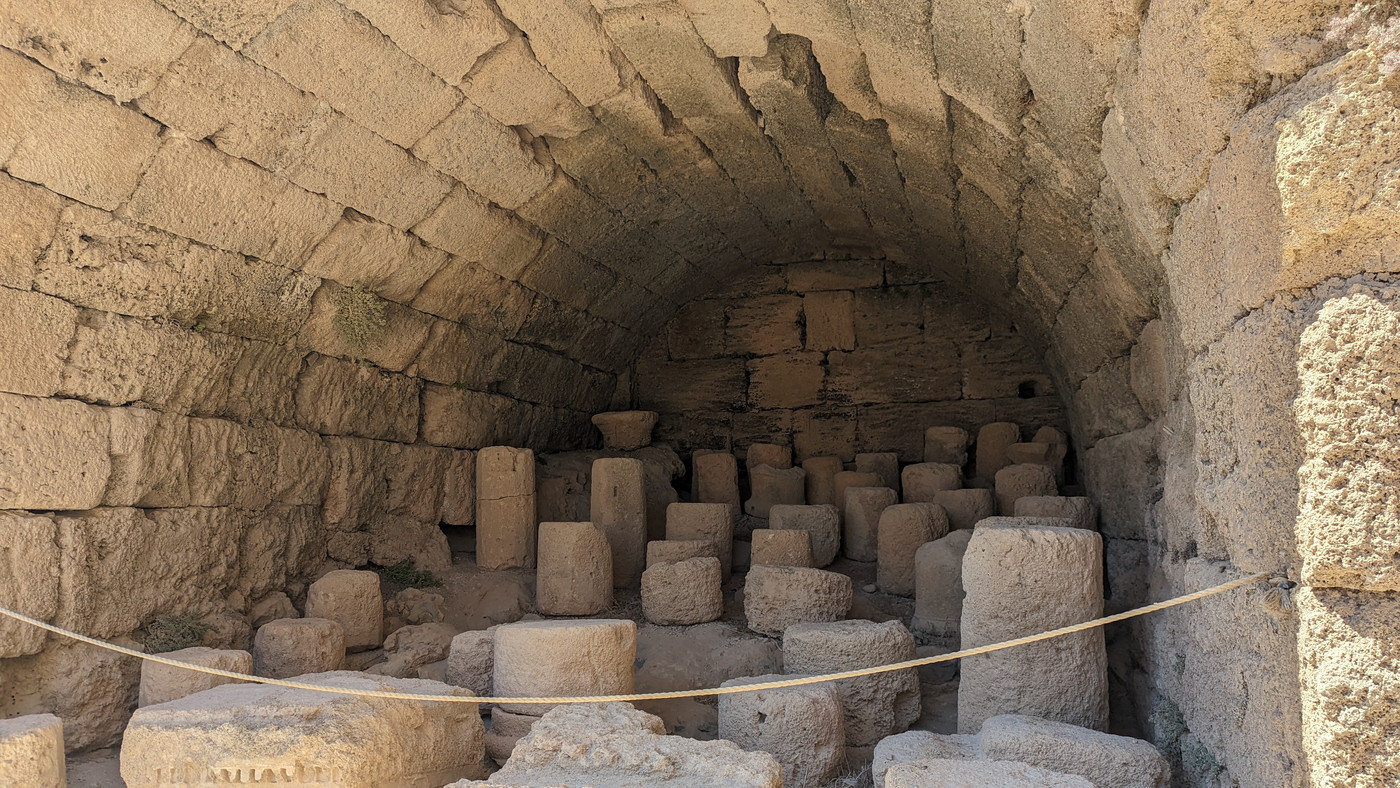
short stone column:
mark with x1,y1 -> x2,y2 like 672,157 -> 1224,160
746,442 -> 792,470
536,521 -> 612,616
843,486 -> 897,561
641,556 -> 723,625
252,618 -> 345,678
994,463 -> 1058,515
833,470 -> 881,520
924,426 -> 971,465
751,528 -> 814,567
692,450 -> 741,518
0,713 -> 65,787
855,452 -> 901,495
1014,496 -> 1096,530
801,456 -> 843,506
974,422 -> 1021,481
958,523 -> 1107,733
477,446 -> 538,570
902,463 -> 962,501
783,620 -> 920,746
718,675 -> 845,788
744,465 -> 806,517
666,502 -> 735,579
877,504 -> 950,595
447,628 -> 495,699
930,488 -> 997,530
911,530 -> 974,643
770,503 -> 841,567
305,569 -> 382,652
139,646 -> 252,707
744,565 -> 852,637
591,457 -> 647,588
645,539 -> 719,567
591,410 -> 657,450
492,619 -> 636,719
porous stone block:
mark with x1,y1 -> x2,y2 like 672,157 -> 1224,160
770,504 -> 841,567
447,628 -> 495,699
855,452 -> 901,494
592,457 -> 648,588
744,565 -> 853,637
642,556 -> 723,626
902,463 -> 963,501
844,486 -> 898,561
492,619 -> 637,715
878,504 -> 950,596
931,488 -> 997,531
252,618 -> 345,679
120,672 -> 488,786
995,463 -> 1060,515
0,510 -> 59,658
783,620 -> 919,746
718,674 -> 845,788
801,456 -> 843,506
692,450 -> 742,518
372,622 -> 459,678
747,442 -> 793,470
536,521 -> 613,616
959,524 -> 1107,733
591,410 -> 658,450
924,426 -> 971,465
744,465 -> 807,517
484,707 -> 536,766
1014,496 -> 1097,531
667,502 -> 736,579
646,539 -> 720,567
442,450 -> 477,526
0,713 -> 64,788
974,422 -> 1021,480
803,290 -> 856,351
1006,441 -> 1067,482
0,288 -> 76,398
0,393 -> 111,511
912,530 -> 974,643
980,714 -> 1171,788
833,471 -> 881,519
304,569 -> 383,652
872,731 -> 980,788
138,647 -> 252,708
751,529 -> 815,567
885,758 -> 1092,787
477,446 -> 538,571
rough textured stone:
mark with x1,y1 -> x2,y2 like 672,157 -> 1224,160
744,464 -> 807,518
744,565 -> 852,638
138,647 -> 252,707
1014,496 -> 1097,531
536,521 -> 613,616
0,393 -> 110,511
642,556 -> 723,626
492,619 -> 636,715
981,714 -> 1171,788
931,488 -> 997,531
995,463 -> 1059,515
446,628 -> 495,699
872,731 -> 980,788
591,410 -> 658,450
912,530 -> 974,643
843,486 -> 898,562
0,713 -> 64,788
855,451 -> 901,494
718,674 -> 845,788
692,450 -> 742,518
477,446 -> 538,571
974,422 -> 1021,480
251,618 -> 345,679
924,426 -> 971,465
0,511 -> 59,658
769,504 -> 840,568
304,569 -> 383,652
833,471 -> 881,519
902,463 -> 963,501
646,539 -> 719,567
666,502 -> 735,579
885,758 -> 1092,788
750,528 -> 814,568
878,503 -> 950,596
783,620 -> 919,746
592,457 -> 648,587
800,456 -> 842,506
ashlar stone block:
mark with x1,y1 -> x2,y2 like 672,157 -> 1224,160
718,674 -> 845,788
1014,496 -> 1097,531
902,462 -> 963,501
139,647 -> 252,707
536,522 -> 613,616
924,426 -> 971,465
667,502 -> 735,579
843,486 -> 898,561
0,713 -> 64,788
744,464 -> 807,518
770,504 -> 840,567
747,442 -> 793,470
912,529 -> 974,643
744,565 -> 852,637
251,618 -> 345,679
995,463 -> 1059,515
783,620 -> 920,746
641,556 -> 723,626
751,528 -> 814,568
592,457 -> 648,588
931,488 -> 997,531
878,503 -> 950,596
0,510 -> 59,658
0,393 -> 111,511
477,446 -> 538,571
800,456 -> 843,506
304,569 -> 383,652
492,619 -> 636,715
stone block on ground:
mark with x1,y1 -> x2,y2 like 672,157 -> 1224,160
744,565 -> 852,637
0,510 -> 59,657
855,452 -> 901,495
385,588 -> 447,630
912,530 -> 975,644
592,457 -> 648,588
872,731 -> 980,788
884,758 -> 1092,787
666,502 -> 735,579
902,463 -> 963,501
0,713 -> 64,788
769,503 -> 841,567
718,674 -> 845,788
592,410 -> 658,450
994,463 -> 1059,515
1006,441 -> 1067,483
931,488 -> 997,530
878,504 -> 950,596
974,422 -> 1021,480
120,672 -> 488,786
783,620 -> 920,746
492,619 -> 636,715
744,464 -> 807,518
477,446 -> 538,570
924,426 -> 971,466
642,556 -> 724,626
833,471 -> 881,520
980,714 -> 1170,788
304,569 -> 382,652
484,707 -> 537,766
447,628 -> 496,700
692,450 -> 741,517
371,622 -> 459,678
536,521 -> 612,616
1014,496 -> 1097,531
138,647 -> 252,707
746,442 -> 792,470
252,618 -> 345,679
801,456 -> 843,506
750,528 -> 815,567
844,486 -> 898,561
646,539 -> 720,567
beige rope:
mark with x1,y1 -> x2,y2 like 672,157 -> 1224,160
0,571 -> 1269,705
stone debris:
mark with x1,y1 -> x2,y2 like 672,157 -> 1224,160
832,471 -> 882,523
872,730 -> 980,788
855,451 -> 901,495
1014,496 -> 1097,531
535,521 -> 612,615
303,569 -> 382,652
251,618 -> 344,679
0,713 -> 65,788
930,488 -> 997,531
746,442 -> 792,471
974,422 -> 1021,481
591,410 -> 658,450
783,620 -> 919,746
800,456 -> 843,506
744,564 -> 853,637
491,619 -> 636,716
718,674 -> 845,788
370,622 -> 458,678
385,587 -> 448,629
769,503 -> 841,567
902,462 -> 963,501
750,528 -> 815,567
641,556 -> 724,625
139,647 -> 252,707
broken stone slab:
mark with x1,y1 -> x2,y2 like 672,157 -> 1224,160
139,646 -> 252,707
666,502 -> 735,579
902,463 -> 963,501
872,731 -> 980,788
492,619 -> 636,715
592,457 -> 648,588
912,530 -> 974,644
251,618 -> 345,679
884,758 -> 1092,787
535,521 -> 612,616
843,486 -> 898,561
120,671 -> 489,787
855,451 -> 901,495
783,620 -> 919,747
692,450 -> 741,518
924,426 -> 971,466
446,628 -> 495,700
930,488 -> 997,530
1014,496 -> 1097,531
744,464 -> 806,518
304,569 -> 382,652
718,674 -> 845,788
641,556 -> 723,626
646,538 -> 720,567
0,713 -> 65,788
590,410 -> 658,450
980,714 -> 1171,788
477,446 -> 538,571
769,503 -> 840,567
750,528 -> 814,567
974,422 -> 1021,481
877,503 -> 950,596
994,463 -> 1059,515
801,456 -> 843,506
743,564 -> 852,637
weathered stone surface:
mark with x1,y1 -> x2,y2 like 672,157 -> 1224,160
974,421 -> 1021,481
536,521 -> 613,616
855,451 -> 901,494
666,502 -> 735,579
592,410 -> 658,450
342,0 -> 506,86
373,622 -> 458,677
477,446 -> 538,571
872,731 -> 980,788
744,465 -> 807,518
442,451 -> 478,527
805,291 -> 856,351
252,618 -> 345,679
800,456 -> 842,506
750,528 -> 814,568
718,674 -> 845,788
902,463 -> 962,501
878,503 -> 950,596
692,451 -> 742,518
645,539 -> 718,567
0,172 -> 64,289
744,565 -> 852,638
0,288 -> 75,398
1014,496 -> 1097,531
912,530 -> 974,643
592,457 -> 648,587
460,36 -> 594,138
981,714 -> 1171,788
833,471 -> 881,520
783,620 -> 919,746
0,511 -> 59,658
0,392 -> 110,512
931,488 -> 997,531
642,556 -> 723,626
924,426 -> 971,465
492,619 -> 636,715
995,463 -> 1059,515
138,647 -> 252,708
0,713 -> 64,788
843,486 -> 898,562
413,102 -> 555,211
769,504 -> 840,568
446,628 -> 495,699
304,569 -> 383,652
885,758 -> 1092,788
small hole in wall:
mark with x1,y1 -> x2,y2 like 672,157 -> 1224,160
1018,380 -> 1039,399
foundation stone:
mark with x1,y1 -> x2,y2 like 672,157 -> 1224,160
642,556 -> 723,625
0,713 -> 64,788
718,674 -> 845,788
252,618 -> 345,679
666,502 -> 735,579
492,619 -> 636,715
844,486 -> 898,561
751,528 -> 814,567
304,569 -> 382,652
877,503 -> 950,596
770,503 -> 841,567
994,463 -> 1059,515
477,446 -> 538,570
592,457 -> 648,588
535,521 -> 612,616
744,565 -> 852,637
744,464 -> 806,517
138,647 -> 252,707
783,620 -> 920,746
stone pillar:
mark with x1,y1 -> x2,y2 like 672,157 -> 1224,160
783,620 -> 920,746
801,456 -> 843,506
477,446 -> 538,570
843,486 -> 897,561
770,503 -> 841,567
0,714 -> 64,788
641,556 -> 723,625
692,450 -> 741,518
305,569 -> 383,652
974,422 -> 1021,481
1013,496 -> 1097,530
930,488 -> 997,530
492,619 -> 636,716
751,528 -> 814,567
139,647 -> 252,707
744,465 -> 806,517
924,426 -> 971,465
536,521 -> 613,616
958,523 -> 1107,732
718,675 -> 845,788
911,530 -> 974,643
746,442 -> 792,470
902,463 -> 962,502
877,503 -> 950,596
855,451 -> 901,495
591,457 -> 647,588
666,502 -> 735,579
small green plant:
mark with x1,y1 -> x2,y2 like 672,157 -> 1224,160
143,613 -> 207,653
376,558 -> 443,589
334,283 -> 387,360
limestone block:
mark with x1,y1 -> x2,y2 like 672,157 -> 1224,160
885,758 -> 1092,788
747,442 -> 793,470
912,530 -> 974,643
974,422 -> 1021,480
995,463 -> 1059,515
931,488 -> 998,531
1130,320 -> 1170,419
252,618 -> 346,679
446,629 -> 495,699
751,529 -> 814,568
746,352 -> 825,409
872,731 -> 980,788
1005,441 -> 1067,483
0,393 -> 110,511
744,565 -> 852,638
924,426 -> 971,467
783,620 -> 919,746
340,0 -> 507,86
642,557 -> 723,626
692,450 -> 742,518
745,465 -> 807,518
0,511 -> 59,657
592,457 -> 648,587
250,594 -> 296,628
121,672 -> 488,786
902,463 -> 963,501
484,707 -> 537,766
472,702 -> 781,786
459,35 -> 593,138
477,446 -> 538,571
586,411 -> 656,451
299,220 -> 450,306
495,0 -> 623,105
770,504 -> 841,567
667,502 -> 735,579
372,622 -> 459,677
0,713 -> 64,788
304,569 -> 383,652
0,171 -> 65,289
959,523 -> 1106,732
856,452 -> 902,494
801,456 -> 843,506
646,539 -> 719,567
0,288 -> 75,398
442,451 -> 477,527
833,470 -> 881,519
138,647 -> 252,707
878,504 -> 950,596
844,486 -> 898,562
1014,496 -> 1097,531
981,714 -> 1170,788
412,101 -> 554,210
718,674 -> 844,788
536,521 -> 613,616
828,345 -> 963,405
492,619 -> 636,715
804,291 -> 856,351
154,0 -> 296,50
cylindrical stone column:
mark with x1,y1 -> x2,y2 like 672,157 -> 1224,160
801,456 -> 843,506
958,523 -> 1107,733
492,619 -> 636,715
912,530 -> 974,643
902,463 -> 963,502
744,465 -> 806,517
591,457 -> 647,588
843,486 -> 897,561
877,503 -> 950,596
477,446 -> 537,570
0,714 -> 65,788
666,502 -> 734,579
536,521 -> 613,616
692,450 -> 741,518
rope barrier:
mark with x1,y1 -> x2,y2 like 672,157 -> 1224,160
0,571 -> 1270,705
